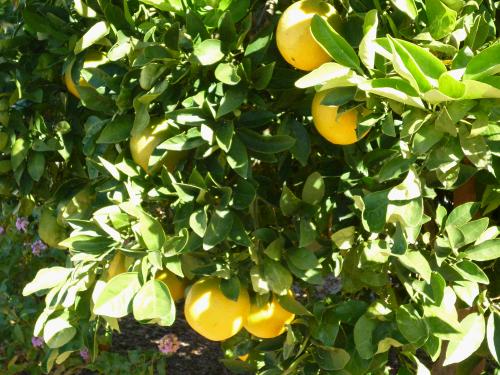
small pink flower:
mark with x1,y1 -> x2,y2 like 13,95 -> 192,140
0,226 -> 5,235
80,347 -> 90,363
15,217 -> 29,232
31,240 -> 48,256
31,336 -> 44,348
157,334 -> 180,355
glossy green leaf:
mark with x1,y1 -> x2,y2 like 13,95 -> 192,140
310,15 -> 361,72
133,280 -> 175,326
94,273 -> 141,318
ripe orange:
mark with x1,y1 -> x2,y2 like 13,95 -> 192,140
184,278 -> 250,341
64,51 -> 108,99
312,90 -> 369,145
105,252 -> 131,281
276,0 -> 338,71
38,207 -> 67,249
129,118 -> 186,174
243,294 -> 295,339
155,269 -> 188,302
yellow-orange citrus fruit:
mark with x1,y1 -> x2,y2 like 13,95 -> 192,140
129,118 -> 186,174
238,354 -> 249,361
244,295 -> 295,339
184,278 -> 250,341
64,51 -> 108,98
312,90 -> 368,145
156,269 -> 188,302
276,0 -> 338,71
105,252 -> 134,281
38,207 -> 67,249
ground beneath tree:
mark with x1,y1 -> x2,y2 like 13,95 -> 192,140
108,306 -> 234,375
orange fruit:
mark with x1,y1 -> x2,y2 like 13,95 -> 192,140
312,90 -> 369,145
243,294 -> 295,339
184,278 -> 250,341
38,207 -> 67,249
156,269 -> 188,302
129,118 -> 186,174
276,0 -> 338,71
64,51 -> 107,99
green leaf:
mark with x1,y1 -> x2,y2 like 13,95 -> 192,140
354,315 -> 376,359
390,0 -> 417,19
138,0 -> 182,12
487,312 -> 500,364
463,43 -> 500,80
458,124 -> 492,169
310,15 -> 361,72
398,251 -> 431,283
23,267 -> 72,296
457,217 -> 490,246
239,129 -> 295,154
264,237 -> 284,261
97,115 -> 133,144
359,10 -> 378,70
379,156 -> 416,182
157,128 -> 205,151
193,39 -> 224,66
227,136 -> 249,179
438,71 -> 466,99
133,280 -> 175,326
216,85 -> 247,118
137,210 -> 166,252
11,137 -> 29,170
387,36 -> 447,93
430,271 -> 446,305
27,152 -> 45,182
464,14 -> 489,51
78,86 -> 115,114
295,63 -> 354,88
277,294 -> 312,316
140,63 -> 167,90
74,21 -> 110,54
320,87 -> 357,106
313,347 -> 350,371
446,202 -> 480,227
453,260 -> 489,284
358,78 -> 425,108
412,121 -> 444,155
228,216 -> 252,246
253,62 -> 275,90
444,313 -> 485,365
189,208 -> 208,237
94,273 -> 141,318
287,247 -> 318,270
220,277 -> 241,302
302,172 -> 325,205
215,63 -> 241,85
423,289 -> 462,339
262,258 -> 293,295
280,185 -> 302,216
43,314 -> 76,349
331,226 -> 356,250
425,0 -> 457,40
452,280 -> 479,306
462,239 -> 500,261
203,209 -> 234,250
396,305 -> 429,345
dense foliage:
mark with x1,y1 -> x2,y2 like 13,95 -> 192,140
0,0 -> 499,373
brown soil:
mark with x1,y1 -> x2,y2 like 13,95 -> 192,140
108,306 -> 234,375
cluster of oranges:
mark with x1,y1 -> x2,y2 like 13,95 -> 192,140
184,277 -> 295,342
64,1 -> 368,176
104,252 -> 295,344
276,0 -> 369,145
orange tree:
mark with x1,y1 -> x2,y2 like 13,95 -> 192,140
1,0 -> 499,373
